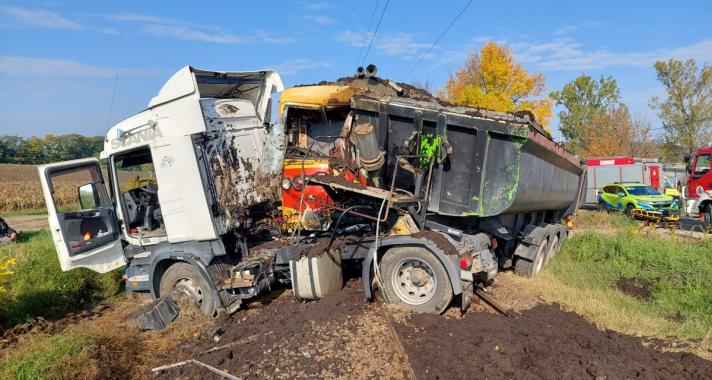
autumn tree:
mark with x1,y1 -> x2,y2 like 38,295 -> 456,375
443,42 -> 554,129
550,75 -> 620,153
579,105 -> 656,157
650,58 -> 712,156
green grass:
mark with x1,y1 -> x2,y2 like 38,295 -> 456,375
517,229 -> 712,341
2,208 -> 48,217
0,230 -> 123,330
574,209 -> 638,230
0,331 -> 94,379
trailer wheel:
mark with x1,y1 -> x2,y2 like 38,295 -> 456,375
514,238 -> 549,278
159,262 -> 217,316
380,247 -> 453,314
544,234 -> 559,264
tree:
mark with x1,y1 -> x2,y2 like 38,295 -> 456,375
650,58 -> 712,156
550,75 -> 620,153
443,42 -> 554,128
0,134 -> 105,164
578,105 -> 656,157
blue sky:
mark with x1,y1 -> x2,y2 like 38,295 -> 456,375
0,1 -> 710,140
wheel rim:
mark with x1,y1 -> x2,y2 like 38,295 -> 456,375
391,258 -> 437,305
534,240 -> 548,273
547,235 -> 559,259
172,277 -> 204,306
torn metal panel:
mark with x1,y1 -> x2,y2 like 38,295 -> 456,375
197,99 -> 284,228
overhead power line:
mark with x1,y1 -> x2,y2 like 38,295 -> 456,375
356,0 -> 380,66
649,116 -> 712,132
361,0 -> 390,66
403,0 -> 473,80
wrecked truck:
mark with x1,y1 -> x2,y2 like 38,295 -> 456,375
39,66 -> 585,316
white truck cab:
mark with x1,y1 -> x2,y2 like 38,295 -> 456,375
39,67 -> 283,290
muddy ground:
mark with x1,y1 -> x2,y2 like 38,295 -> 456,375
148,276 -> 711,380
3,275 -> 711,379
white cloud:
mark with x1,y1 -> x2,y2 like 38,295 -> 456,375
303,2 -> 329,10
107,12 -> 294,44
0,5 -> 81,29
553,25 -> 578,36
0,56 -> 150,77
512,37 -> 712,71
141,24 -> 248,44
302,14 -> 336,25
336,31 -> 431,58
269,58 -> 331,75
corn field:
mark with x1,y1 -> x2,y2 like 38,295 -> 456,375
1,164 -> 57,211
0,164 -> 152,212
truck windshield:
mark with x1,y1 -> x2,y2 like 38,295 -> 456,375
694,154 -> 710,176
625,186 -> 660,196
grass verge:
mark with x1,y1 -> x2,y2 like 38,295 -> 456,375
0,328 -> 140,379
512,229 -> 712,345
1,208 -> 48,217
0,230 -> 123,330
573,209 -> 638,230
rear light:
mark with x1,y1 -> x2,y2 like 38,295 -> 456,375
292,176 -> 304,191
281,177 -> 292,190
490,238 -> 498,249
459,253 -> 473,270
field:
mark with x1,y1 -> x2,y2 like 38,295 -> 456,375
0,164 -> 52,211
0,164 -> 147,212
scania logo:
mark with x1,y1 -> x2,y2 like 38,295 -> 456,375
110,127 -> 164,149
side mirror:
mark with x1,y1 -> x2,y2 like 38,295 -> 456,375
617,192 -> 626,197
77,183 -> 99,210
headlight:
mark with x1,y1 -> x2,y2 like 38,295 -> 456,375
292,176 -> 304,191
281,177 -> 292,190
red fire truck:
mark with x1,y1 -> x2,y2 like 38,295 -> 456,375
683,147 -> 712,226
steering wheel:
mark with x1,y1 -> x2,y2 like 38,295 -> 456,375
137,178 -> 158,194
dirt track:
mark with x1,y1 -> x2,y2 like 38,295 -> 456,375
149,277 -> 712,379
3,214 -> 48,231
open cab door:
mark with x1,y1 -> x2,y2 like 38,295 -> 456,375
39,158 -> 125,273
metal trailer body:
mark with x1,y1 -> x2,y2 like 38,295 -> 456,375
583,157 -> 665,206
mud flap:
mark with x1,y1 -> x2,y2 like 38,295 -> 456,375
461,282 -> 473,312
135,297 -> 180,331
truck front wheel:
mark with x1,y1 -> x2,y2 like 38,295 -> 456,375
159,262 -> 217,316
380,247 -> 453,314
704,204 -> 712,228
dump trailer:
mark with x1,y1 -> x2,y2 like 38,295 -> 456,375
39,66 -> 585,316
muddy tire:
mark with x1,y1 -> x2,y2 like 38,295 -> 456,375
514,238 -> 549,278
159,262 -> 217,316
380,247 -> 453,314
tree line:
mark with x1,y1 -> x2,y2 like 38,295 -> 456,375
438,42 -> 711,162
0,134 -> 104,165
